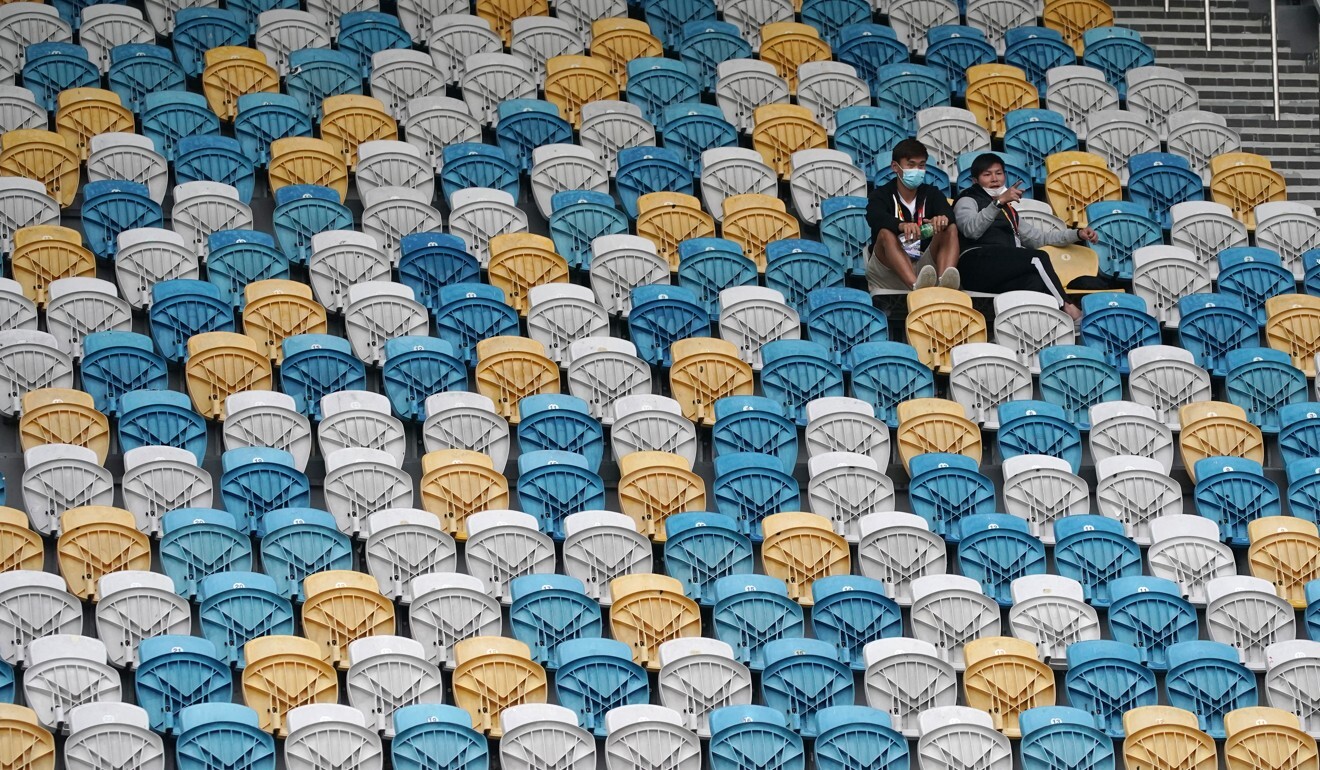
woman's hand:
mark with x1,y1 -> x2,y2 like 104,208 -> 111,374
1076,227 -> 1099,243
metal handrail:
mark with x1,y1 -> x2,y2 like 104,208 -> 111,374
1164,0 -> 1284,119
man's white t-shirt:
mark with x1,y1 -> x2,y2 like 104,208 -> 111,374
897,196 -> 921,259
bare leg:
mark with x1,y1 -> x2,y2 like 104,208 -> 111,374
929,228 -> 960,274
872,230 -> 918,289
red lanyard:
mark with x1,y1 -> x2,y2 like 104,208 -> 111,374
894,193 -> 924,224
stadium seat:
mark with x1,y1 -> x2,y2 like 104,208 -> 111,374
711,452 -> 800,539
55,506 -> 150,601
1210,153 -> 1288,230
787,150 -> 866,226
1004,26 -> 1075,93
255,11 -> 328,74
1263,640 -> 1320,738
205,229 -> 287,307
1203,576 -> 1295,674
654,640 -> 752,737
133,634 -> 231,734
948,343 -> 1033,427
241,279 -> 327,362
43,277 -> 132,358
707,705 -> 804,770
22,635 -> 119,732
1265,294 -> 1320,376
317,94 -> 396,171
1045,151 -> 1122,226
611,394 -> 697,462
609,574 -> 701,670
810,575 -> 901,670
964,63 -> 1038,138
1223,347 -> 1307,433
391,704 -> 488,770
221,391 -> 310,471
342,281 -> 429,366
759,512 -> 849,604
541,55 -> 617,130
240,635 -> 337,737
1128,65 -> 1201,136
1164,640 -> 1258,739
909,575 -> 1001,670
1000,455 -> 1088,544
590,19 -> 660,88
1248,517 -> 1320,609
80,5 -> 154,70
418,450 -> 511,538
421,392 -> 511,468
1254,202 -> 1320,279
679,21 -> 751,90
18,388 -> 110,464
757,638 -> 852,738
1002,108 -> 1077,186
1224,707 -> 1318,770
1106,576 -> 1199,671
234,95 -> 314,168
1171,200 -> 1249,269
201,46 -> 278,121
1048,66 -> 1123,140
905,287 -> 988,374
635,192 -> 715,269
560,511 -> 652,606
861,638 -> 956,739
1078,293 -> 1161,371
554,639 -> 649,736
300,570 -> 395,670
369,50 -> 444,119
924,26 -> 995,98
1008,574 -> 1100,668
1121,705 -> 1218,770
1038,345 -> 1122,429
0,130 -> 80,207
962,636 -> 1055,738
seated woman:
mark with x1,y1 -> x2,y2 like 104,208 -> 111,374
952,152 -> 1099,321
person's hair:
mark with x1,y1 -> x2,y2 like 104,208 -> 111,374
969,152 -> 1005,178
891,138 -> 929,165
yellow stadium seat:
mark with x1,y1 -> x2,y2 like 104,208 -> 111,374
0,130 -> 79,207
476,0 -> 549,45
420,449 -> 511,539
1210,153 -> 1287,230
1248,517 -> 1320,609
268,137 -> 349,203
487,233 -> 570,316
0,507 -> 43,572
1043,244 -> 1110,295
0,704 -> 55,770
8,225 -> 95,307
608,574 -> 701,670
242,280 -> 329,363
319,94 -> 398,171
184,331 -> 275,420
751,104 -> 828,178
56,506 -> 150,600
590,18 -> 662,85
668,337 -> 754,426
636,192 -> 716,270
1043,0 -> 1114,55
962,636 -> 1056,738
906,287 -> 989,373
301,570 -> 396,670
54,88 -> 134,161
964,64 -> 1038,139
760,512 -> 850,605
202,46 -> 278,121
1045,151 -> 1121,227
896,398 -> 983,472
1225,707 -> 1319,770
757,22 -> 831,92
451,637 -> 547,737
474,336 -> 560,422
544,55 -> 618,129
19,388 -> 110,463
1178,401 -> 1265,479
1265,294 -> 1320,377
1123,706 -> 1217,770
617,451 -> 706,541
242,635 -> 338,737
720,193 -> 801,271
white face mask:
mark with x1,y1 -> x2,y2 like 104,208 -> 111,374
983,185 -> 1007,198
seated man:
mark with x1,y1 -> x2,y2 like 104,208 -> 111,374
865,138 -> 960,293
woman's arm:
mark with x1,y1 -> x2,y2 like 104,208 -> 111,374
952,197 -> 1000,239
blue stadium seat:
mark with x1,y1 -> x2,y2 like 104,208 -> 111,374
176,135 -> 256,204
220,448 -> 311,534
907,453 -> 996,540
1304,249 -> 1320,296
1081,26 -> 1154,97
1193,456 -> 1281,546
801,0 -> 870,47
80,330 -> 168,415
1177,293 -> 1260,376
925,25 -> 996,97
804,288 -> 888,369
642,0 -> 715,48
496,99 -> 573,172
433,283 -> 521,366
628,284 -> 709,366
712,453 -> 802,539
279,334 -> 366,418
1308,581 -> 1320,640
176,704 -> 276,770
272,185 -> 352,265
381,336 -> 467,421
835,106 -> 909,185
679,21 -> 752,90
554,638 -> 650,736
1019,707 -> 1116,770
161,509 -> 253,600
759,339 -> 846,424
50,0 -> 119,28
677,238 -> 758,319
509,574 -> 603,669
206,230 -> 289,306
662,103 -> 738,175
1005,27 -> 1075,92
197,572 -> 296,667
810,575 -> 901,670
872,63 -> 949,130
149,279 -> 234,363
1085,201 -> 1162,279
399,233 -> 481,314
22,42 -> 99,110
1224,347 -> 1307,433
81,180 -> 163,260
995,399 -> 1084,472
617,146 -> 695,217
1004,109 -> 1078,186
440,143 -> 520,205
1164,640 -> 1258,739
0,657 -> 11,703
1078,292 -> 1161,372
1218,248 -> 1296,325
392,705 -> 489,770
847,341 -> 937,427
136,635 -> 233,733
118,389 -> 208,462
172,8 -> 248,76
258,509 -> 352,599
108,45 -> 186,113
765,240 -> 846,310
517,394 -> 605,469
708,705 -> 805,770
228,0 -> 297,31
286,48 -> 362,119
337,11 -> 412,75
712,574 -> 804,670
760,638 -> 853,738
835,24 -> 909,94
664,512 -> 755,605
1127,152 -> 1204,229
712,396 -> 799,471
813,706 -> 907,770
818,196 -> 873,275
1288,457 -> 1320,522
548,191 -> 629,271
517,451 -> 606,539
627,58 -> 700,130
1281,404 -> 1320,469
1106,576 -> 1199,671
1037,345 -> 1122,429
956,150 -> 1034,197
142,91 -> 221,163
1052,515 -> 1142,608
1064,640 -> 1158,739
235,94 -> 315,167
956,513 -> 1046,606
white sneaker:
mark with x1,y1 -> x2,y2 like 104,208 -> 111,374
913,265 -> 937,290
938,267 -> 960,290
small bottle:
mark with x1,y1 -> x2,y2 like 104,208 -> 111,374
918,223 -> 934,239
